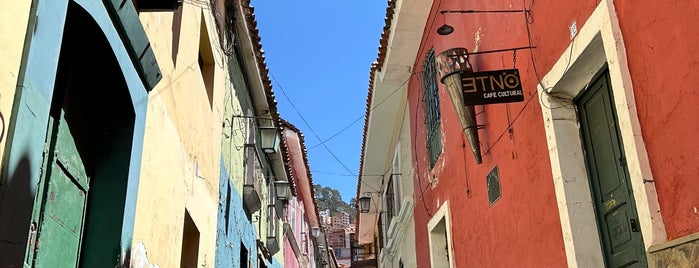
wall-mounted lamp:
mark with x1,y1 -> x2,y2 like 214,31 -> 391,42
437,12 -> 454,35
436,48 -> 482,164
274,180 -> 289,201
437,24 -> 455,35
358,196 -> 372,213
311,227 -> 321,237
259,126 -> 281,154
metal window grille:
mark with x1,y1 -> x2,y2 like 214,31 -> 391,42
422,49 -> 443,168
385,176 -> 395,226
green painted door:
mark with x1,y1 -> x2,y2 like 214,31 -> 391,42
577,72 -> 647,267
28,110 -> 90,267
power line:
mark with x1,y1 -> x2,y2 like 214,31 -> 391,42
312,170 -> 385,178
306,77 -> 409,150
271,73 -> 358,178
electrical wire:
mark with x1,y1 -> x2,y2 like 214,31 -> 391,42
271,73 -> 385,194
269,71 -> 411,194
306,77 -> 409,151
483,0 -> 578,154
271,74 -> 358,177
411,70 -> 432,217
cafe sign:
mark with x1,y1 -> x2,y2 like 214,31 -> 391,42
461,69 -> 524,106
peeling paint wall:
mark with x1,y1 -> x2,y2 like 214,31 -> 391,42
0,0 -> 31,167
408,0 -> 584,266
614,0 -> 699,240
132,4 -> 225,267
130,241 -> 160,268
216,157 -> 259,268
0,0 -> 33,263
215,48 -> 260,268
409,0 -> 699,266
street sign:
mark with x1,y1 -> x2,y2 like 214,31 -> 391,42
461,69 -> 524,105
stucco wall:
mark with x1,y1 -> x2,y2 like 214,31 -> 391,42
614,0 -> 699,240
216,157 -> 260,268
408,0 -> 591,266
214,35 -> 263,267
131,4 -> 225,267
394,105 -> 417,268
0,0 -> 31,165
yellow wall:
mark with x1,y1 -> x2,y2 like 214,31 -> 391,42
131,4 -> 227,267
0,0 -> 31,166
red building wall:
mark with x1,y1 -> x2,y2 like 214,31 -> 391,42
408,0 -> 596,267
410,0 -> 699,266
613,0 -> 699,239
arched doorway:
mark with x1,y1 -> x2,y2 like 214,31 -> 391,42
24,2 -> 136,266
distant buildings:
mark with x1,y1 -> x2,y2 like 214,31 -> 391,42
319,210 -> 355,267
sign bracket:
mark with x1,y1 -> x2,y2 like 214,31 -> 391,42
468,46 -> 536,56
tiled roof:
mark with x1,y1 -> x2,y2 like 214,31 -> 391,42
241,0 -> 280,125
281,119 -> 322,226
241,1 -> 295,192
355,0 -> 397,206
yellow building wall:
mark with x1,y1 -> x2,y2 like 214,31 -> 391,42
0,0 -> 31,167
131,4 -> 227,267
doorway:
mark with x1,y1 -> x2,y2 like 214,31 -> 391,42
25,2 -> 135,266
576,71 -> 647,267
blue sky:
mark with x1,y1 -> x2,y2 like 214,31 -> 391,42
250,1 -> 387,203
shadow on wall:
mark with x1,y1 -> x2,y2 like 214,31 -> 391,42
0,153 -> 35,266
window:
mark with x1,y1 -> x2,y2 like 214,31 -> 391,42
335,248 -> 342,258
384,177 -> 395,227
199,12 -> 215,109
240,243 -> 248,268
172,6 -> 183,65
428,202 -> 454,268
180,211 -> 200,268
383,146 -> 403,238
391,148 -> 402,213
422,49 -> 442,168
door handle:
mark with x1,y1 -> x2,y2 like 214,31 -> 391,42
629,218 -> 640,232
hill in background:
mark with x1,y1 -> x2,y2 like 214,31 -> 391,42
314,184 -> 356,222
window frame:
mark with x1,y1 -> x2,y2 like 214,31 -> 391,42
422,49 -> 443,168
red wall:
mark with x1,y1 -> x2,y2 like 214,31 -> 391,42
614,0 -> 699,239
410,0 -> 699,266
409,0 -> 599,266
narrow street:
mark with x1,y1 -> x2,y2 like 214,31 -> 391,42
0,0 -> 697,267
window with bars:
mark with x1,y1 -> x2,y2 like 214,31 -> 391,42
384,176 -> 395,227
422,49 -> 443,168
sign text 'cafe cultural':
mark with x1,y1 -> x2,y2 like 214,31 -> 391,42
461,69 -> 524,106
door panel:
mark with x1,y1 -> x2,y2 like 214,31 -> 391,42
577,71 -> 647,267
32,111 -> 89,267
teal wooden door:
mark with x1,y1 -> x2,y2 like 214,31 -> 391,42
577,72 -> 647,267
28,110 -> 90,267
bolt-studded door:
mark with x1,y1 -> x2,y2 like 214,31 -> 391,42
577,71 -> 647,267
27,109 -> 90,266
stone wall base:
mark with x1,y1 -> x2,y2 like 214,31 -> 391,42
648,232 -> 699,268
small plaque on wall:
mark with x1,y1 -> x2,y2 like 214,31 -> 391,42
487,165 -> 501,206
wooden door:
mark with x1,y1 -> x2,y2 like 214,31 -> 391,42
577,72 -> 647,267
28,110 -> 90,267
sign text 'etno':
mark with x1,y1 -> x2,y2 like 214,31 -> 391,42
461,69 -> 524,106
